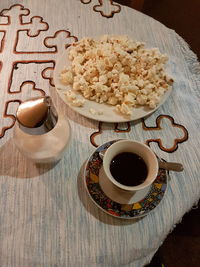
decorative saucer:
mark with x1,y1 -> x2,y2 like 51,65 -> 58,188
84,140 -> 168,219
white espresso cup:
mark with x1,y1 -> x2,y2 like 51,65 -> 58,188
101,140 -> 158,200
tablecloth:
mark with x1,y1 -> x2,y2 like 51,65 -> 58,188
0,0 -> 200,266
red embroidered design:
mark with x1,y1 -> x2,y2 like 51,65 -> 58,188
90,122 -> 131,147
80,0 -> 121,18
142,115 -> 188,152
90,115 -> 188,153
0,4 -> 78,138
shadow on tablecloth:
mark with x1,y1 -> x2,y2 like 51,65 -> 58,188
0,138 -> 56,179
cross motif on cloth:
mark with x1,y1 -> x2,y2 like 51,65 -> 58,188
80,0 -> 121,18
0,4 -> 77,138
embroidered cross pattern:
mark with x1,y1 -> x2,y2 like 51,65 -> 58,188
0,4 -> 78,138
0,4 -> 189,154
90,115 -> 188,152
80,0 -> 121,18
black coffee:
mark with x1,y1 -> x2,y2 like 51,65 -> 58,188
110,152 -> 148,186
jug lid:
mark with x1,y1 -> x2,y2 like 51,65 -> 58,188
16,96 -> 58,135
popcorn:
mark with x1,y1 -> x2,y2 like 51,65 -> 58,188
136,94 -> 148,105
60,35 -> 174,116
71,99 -> 85,107
124,93 -> 136,106
60,70 -> 73,85
64,89 -> 85,107
116,103 -> 132,116
99,75 -> 108,84
108,96 -> 118,106
64,89 -> 76,101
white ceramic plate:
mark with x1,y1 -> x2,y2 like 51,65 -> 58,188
53,49 -> 172,123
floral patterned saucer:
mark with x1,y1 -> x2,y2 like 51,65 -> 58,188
84,140 -> 168,219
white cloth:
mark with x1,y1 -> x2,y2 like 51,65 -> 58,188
0,0 -> 199,266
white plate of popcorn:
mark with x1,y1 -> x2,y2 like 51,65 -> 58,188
54,35 -> 173,122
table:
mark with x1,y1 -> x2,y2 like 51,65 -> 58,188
0,0 -> 199,266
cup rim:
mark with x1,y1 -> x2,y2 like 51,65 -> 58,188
102,139 -> 159,191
